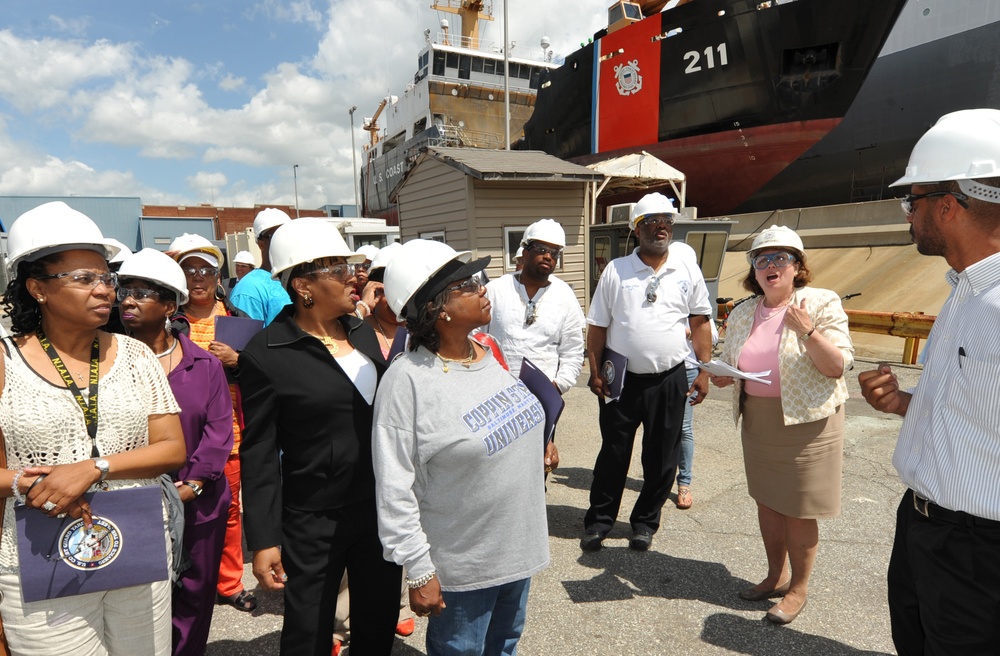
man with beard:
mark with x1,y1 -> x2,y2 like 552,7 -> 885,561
582,192 -> 713,552
858,109 -> 1000,655
485,219 -> 585,395
230,208 -> 292,325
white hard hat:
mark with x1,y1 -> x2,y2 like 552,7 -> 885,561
169,233 -> 224,269
268,218 -> 364,285
6,201 -> 122,274
383,239 -> 490,321
747,225 -> 805,264
629,192 -> 678,230
356,244 -> 381,263
515,246 -> 524,260
368,242 -> 401,282
117,248 -> 190,305
107,239 -> 133,265
233,250 -> 256,266
521,218 -> 566,248
253,208 -> 292,238
891,109 -> 1000,200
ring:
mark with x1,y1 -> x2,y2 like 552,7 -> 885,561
42,501 -> 57,512
56,513 -> 68,519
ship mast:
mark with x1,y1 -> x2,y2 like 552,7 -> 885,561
432,1 -> 494,48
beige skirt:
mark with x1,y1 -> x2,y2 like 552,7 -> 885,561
741,395 -> 844,519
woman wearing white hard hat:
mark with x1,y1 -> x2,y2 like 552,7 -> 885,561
118,249 -> 234,656
239,218 -> 401,655
373,239 -> 554,655
168,233 -> 257,614
711,225 -> 853,625
0,202 -> 186,654
225,250 -> 257,292
364,243 -> 406,359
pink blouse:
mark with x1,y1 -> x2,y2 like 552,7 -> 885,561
738,302 -> 786,397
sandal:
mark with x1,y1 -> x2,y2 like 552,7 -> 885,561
676,486 -> 693,510
217,589 -> 258,612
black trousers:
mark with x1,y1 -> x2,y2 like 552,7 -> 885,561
280,501 -> 402,656
585,363 -> 687,535
888,489 -> 1000,656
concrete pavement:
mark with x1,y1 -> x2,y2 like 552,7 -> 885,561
207,357 -> 917,656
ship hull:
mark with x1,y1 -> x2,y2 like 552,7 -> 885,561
521,0 -> 906,214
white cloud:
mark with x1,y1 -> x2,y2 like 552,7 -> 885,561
249,0 -> 325,31
219,74 -> 246,92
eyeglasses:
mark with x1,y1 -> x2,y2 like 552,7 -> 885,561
311,263 -> 356,282
356,263 -> 370,272
116,287 -> 163,302
525,300 -> 538,326
645,273 -> 666,304
445,278 -> 484,295
35,270 -> 118,289
900,191 -> 970,216
526,243 -> 563,259
182,266 -> 219,278
640,215 -> 675,229
752,252 -> 797,270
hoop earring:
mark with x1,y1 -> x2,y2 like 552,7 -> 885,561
303,295 -> 315,309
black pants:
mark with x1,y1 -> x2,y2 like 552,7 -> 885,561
585,363 -> 687,535
280,501 -> 402,656
888,489 -> 1000,656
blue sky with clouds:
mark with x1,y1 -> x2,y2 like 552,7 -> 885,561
0,1 -> 607,211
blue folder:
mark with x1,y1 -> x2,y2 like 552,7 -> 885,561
518,357 -> 565,445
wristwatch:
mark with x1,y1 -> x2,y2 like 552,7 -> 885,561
92,458 -> 110,487
183,481 -> 204,497
800,328 -> 816,342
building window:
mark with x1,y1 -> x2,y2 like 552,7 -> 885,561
446,52 -> 459,69
503,226 -> 528,271
433,51 -> 446,76
458,54 -> 472,80
421,230 -> 446,243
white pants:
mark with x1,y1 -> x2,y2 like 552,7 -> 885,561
0,572 -> 171,656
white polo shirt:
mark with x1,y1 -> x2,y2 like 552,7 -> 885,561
587,243 -> 711,375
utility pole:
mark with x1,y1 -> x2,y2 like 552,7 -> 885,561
293,164 -> 300,218
349,106 -> 361,217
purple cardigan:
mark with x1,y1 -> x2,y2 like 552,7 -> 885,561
168,330 -> 234,525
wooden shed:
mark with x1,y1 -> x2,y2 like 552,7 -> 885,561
390,147 -> 604,308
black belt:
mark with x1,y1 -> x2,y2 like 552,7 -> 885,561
910,490 -> 1000,529
627,362 -> 684,380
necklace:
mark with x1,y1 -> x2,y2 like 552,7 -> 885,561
372,314 -> 393,349
155,337 -> 178,359
757,298 -> 790,322
306,324 -> 345,354
435,343 -> 476,373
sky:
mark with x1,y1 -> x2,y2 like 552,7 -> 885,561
0,1 -> 611,212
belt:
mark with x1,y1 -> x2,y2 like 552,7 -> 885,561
627,362 -> 684,380
910,490 -> 1000,529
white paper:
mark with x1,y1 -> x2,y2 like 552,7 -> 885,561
685,358 -> 772,385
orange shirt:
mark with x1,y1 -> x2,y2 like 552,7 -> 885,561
186,301 -> 243,453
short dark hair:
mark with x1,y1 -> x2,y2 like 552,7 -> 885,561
406,288 -> 451,353
930,177 -> 1000,229
741,250 -> 812,295
1,253 -> 63,335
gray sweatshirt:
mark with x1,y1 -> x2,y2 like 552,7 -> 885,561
372,345 -> 550,592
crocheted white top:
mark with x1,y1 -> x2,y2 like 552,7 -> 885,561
0,334 -> 181,572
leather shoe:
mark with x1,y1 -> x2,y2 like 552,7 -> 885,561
580,530 -> 605,552
766,598 -> 807,625
628,530 -> 653,551
738,580 -> 790,601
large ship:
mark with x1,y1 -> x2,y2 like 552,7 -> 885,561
521,0 -> 908,217
360,1 -> 559,223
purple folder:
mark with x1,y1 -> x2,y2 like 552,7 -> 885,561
15,485 -> 168,602
214,315 -> 264,351
601,347 -> 628,402
518,357 -> 564,446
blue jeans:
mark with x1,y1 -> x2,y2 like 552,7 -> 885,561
676,367 -> 698,487
426,578 -> 531,656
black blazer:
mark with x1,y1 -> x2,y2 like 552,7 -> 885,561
238,306 -> 387,551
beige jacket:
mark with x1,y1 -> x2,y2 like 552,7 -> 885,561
720,286 -> 854,426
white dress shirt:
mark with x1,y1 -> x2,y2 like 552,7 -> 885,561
587,243 -> 712,375
485,273 -> 585,394
893,251 -> 1000,520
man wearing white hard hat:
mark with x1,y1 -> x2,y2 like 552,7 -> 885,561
229,208 -> 293,325
582,192 -> 713,553
485,218 -> 585,397
225,250 -> 257,292
859,109 -> 1000,654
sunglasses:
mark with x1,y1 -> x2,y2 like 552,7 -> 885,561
445,278 -> 484,295
35,270 -> 117,289
752,253 -> 797,270
900,191 -> 970,216
525,243 -> 563,259
640,215 -> 675,229
116,287 -> 164,302
182,266 -> 219,278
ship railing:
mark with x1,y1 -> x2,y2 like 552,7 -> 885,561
429,125 -> 504,150
433,32 -> 554,64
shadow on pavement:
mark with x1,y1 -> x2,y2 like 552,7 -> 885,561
700,613 -> 893,655
547,466 -> 644,494
206,631 -> 279,655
